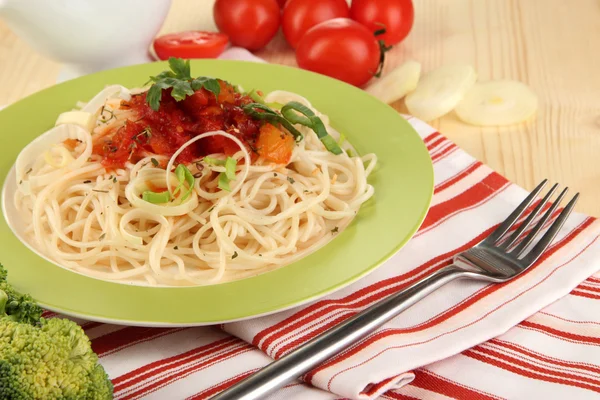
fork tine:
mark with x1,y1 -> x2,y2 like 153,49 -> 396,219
512,187 -> 569,257
522,192 -> 579,265
499,183 -> 559,249
483,179 -> 547,245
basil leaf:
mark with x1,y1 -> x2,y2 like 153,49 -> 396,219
142,190 -> 171,204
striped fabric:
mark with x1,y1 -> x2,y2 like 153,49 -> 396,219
40,116 -> 600,400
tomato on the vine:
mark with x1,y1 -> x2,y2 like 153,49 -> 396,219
153,31 -> 229,60
296,18 -> 383,87
350,0 -> 414,46
282,0 -> 349,49
213,0 -> 280,51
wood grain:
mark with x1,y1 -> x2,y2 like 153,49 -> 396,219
1,0 -> 599,216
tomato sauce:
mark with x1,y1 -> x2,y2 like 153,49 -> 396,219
92,80 -> 292,169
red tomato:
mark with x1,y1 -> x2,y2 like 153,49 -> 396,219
213,0 -> 280,51
276,0 -> 288,6
350,0 -> 414,46
296,18 -> 381,87
153,31 -> 229,60
282,0 -> 349,49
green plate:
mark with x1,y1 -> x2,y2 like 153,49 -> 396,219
0,60 -> 433,326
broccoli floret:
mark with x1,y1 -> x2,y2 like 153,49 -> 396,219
0,263 -> 113,399
0,268 -> 43,326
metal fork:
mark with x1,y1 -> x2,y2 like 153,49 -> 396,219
211,180 -> 579,400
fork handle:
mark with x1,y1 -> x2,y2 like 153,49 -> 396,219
210,265 -> 466,400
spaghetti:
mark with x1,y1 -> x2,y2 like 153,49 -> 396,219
13,63 -> 377,287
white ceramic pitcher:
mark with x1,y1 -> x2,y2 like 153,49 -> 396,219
0,0 -> 172,80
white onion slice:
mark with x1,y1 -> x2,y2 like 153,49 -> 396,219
366,60 -> 421,104
125,168 -> 199,217
81,84 -> 131,115
43,145 -> 74,168
165,130 -> 251,198
455,80 -> 538,126
405,64 -> 477,121
16,124 -> 93,194
264,90 -> 313,108
55,111 -> 94,132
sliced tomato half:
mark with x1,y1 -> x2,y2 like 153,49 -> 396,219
153,31 -> 229,60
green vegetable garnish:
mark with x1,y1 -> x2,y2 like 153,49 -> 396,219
142,164 -> 195,204
218,171 -> 232,191
203,156 -> 227,166
267,101 -> 284,110
337,131 -> 347,147
281,101 -> 342,155
242,103 -> 304,142
173,164 -> 195,201
0,263 -> 113,399
218,157 -> 238,191
248,89 -> 266,104
145,57 -> 221,111
224,157 -> 237,180
203,156 -> 238,191
142,190 -> 171,204
191,76 -> 221,99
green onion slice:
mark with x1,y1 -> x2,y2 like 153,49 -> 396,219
337,131 -> 347,147
204,156 -> 238,192
267,101 -> 284,110
142,190 -> 171,204
218,172 -> 232,191
248,89 -> 266,104
203,156 -> 226,166
280,102 -> 342,155
175,164 -> 195,201
144,164 -> 195,204
242,103 -> 304,142
224,157 -> 237,180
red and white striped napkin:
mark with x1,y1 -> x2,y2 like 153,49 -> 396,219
39,114 -> 600,399
31,49 -> 600,399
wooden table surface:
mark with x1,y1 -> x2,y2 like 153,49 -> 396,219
1,0 -> 599,216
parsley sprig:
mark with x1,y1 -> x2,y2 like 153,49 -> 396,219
145,58 -> 221,111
